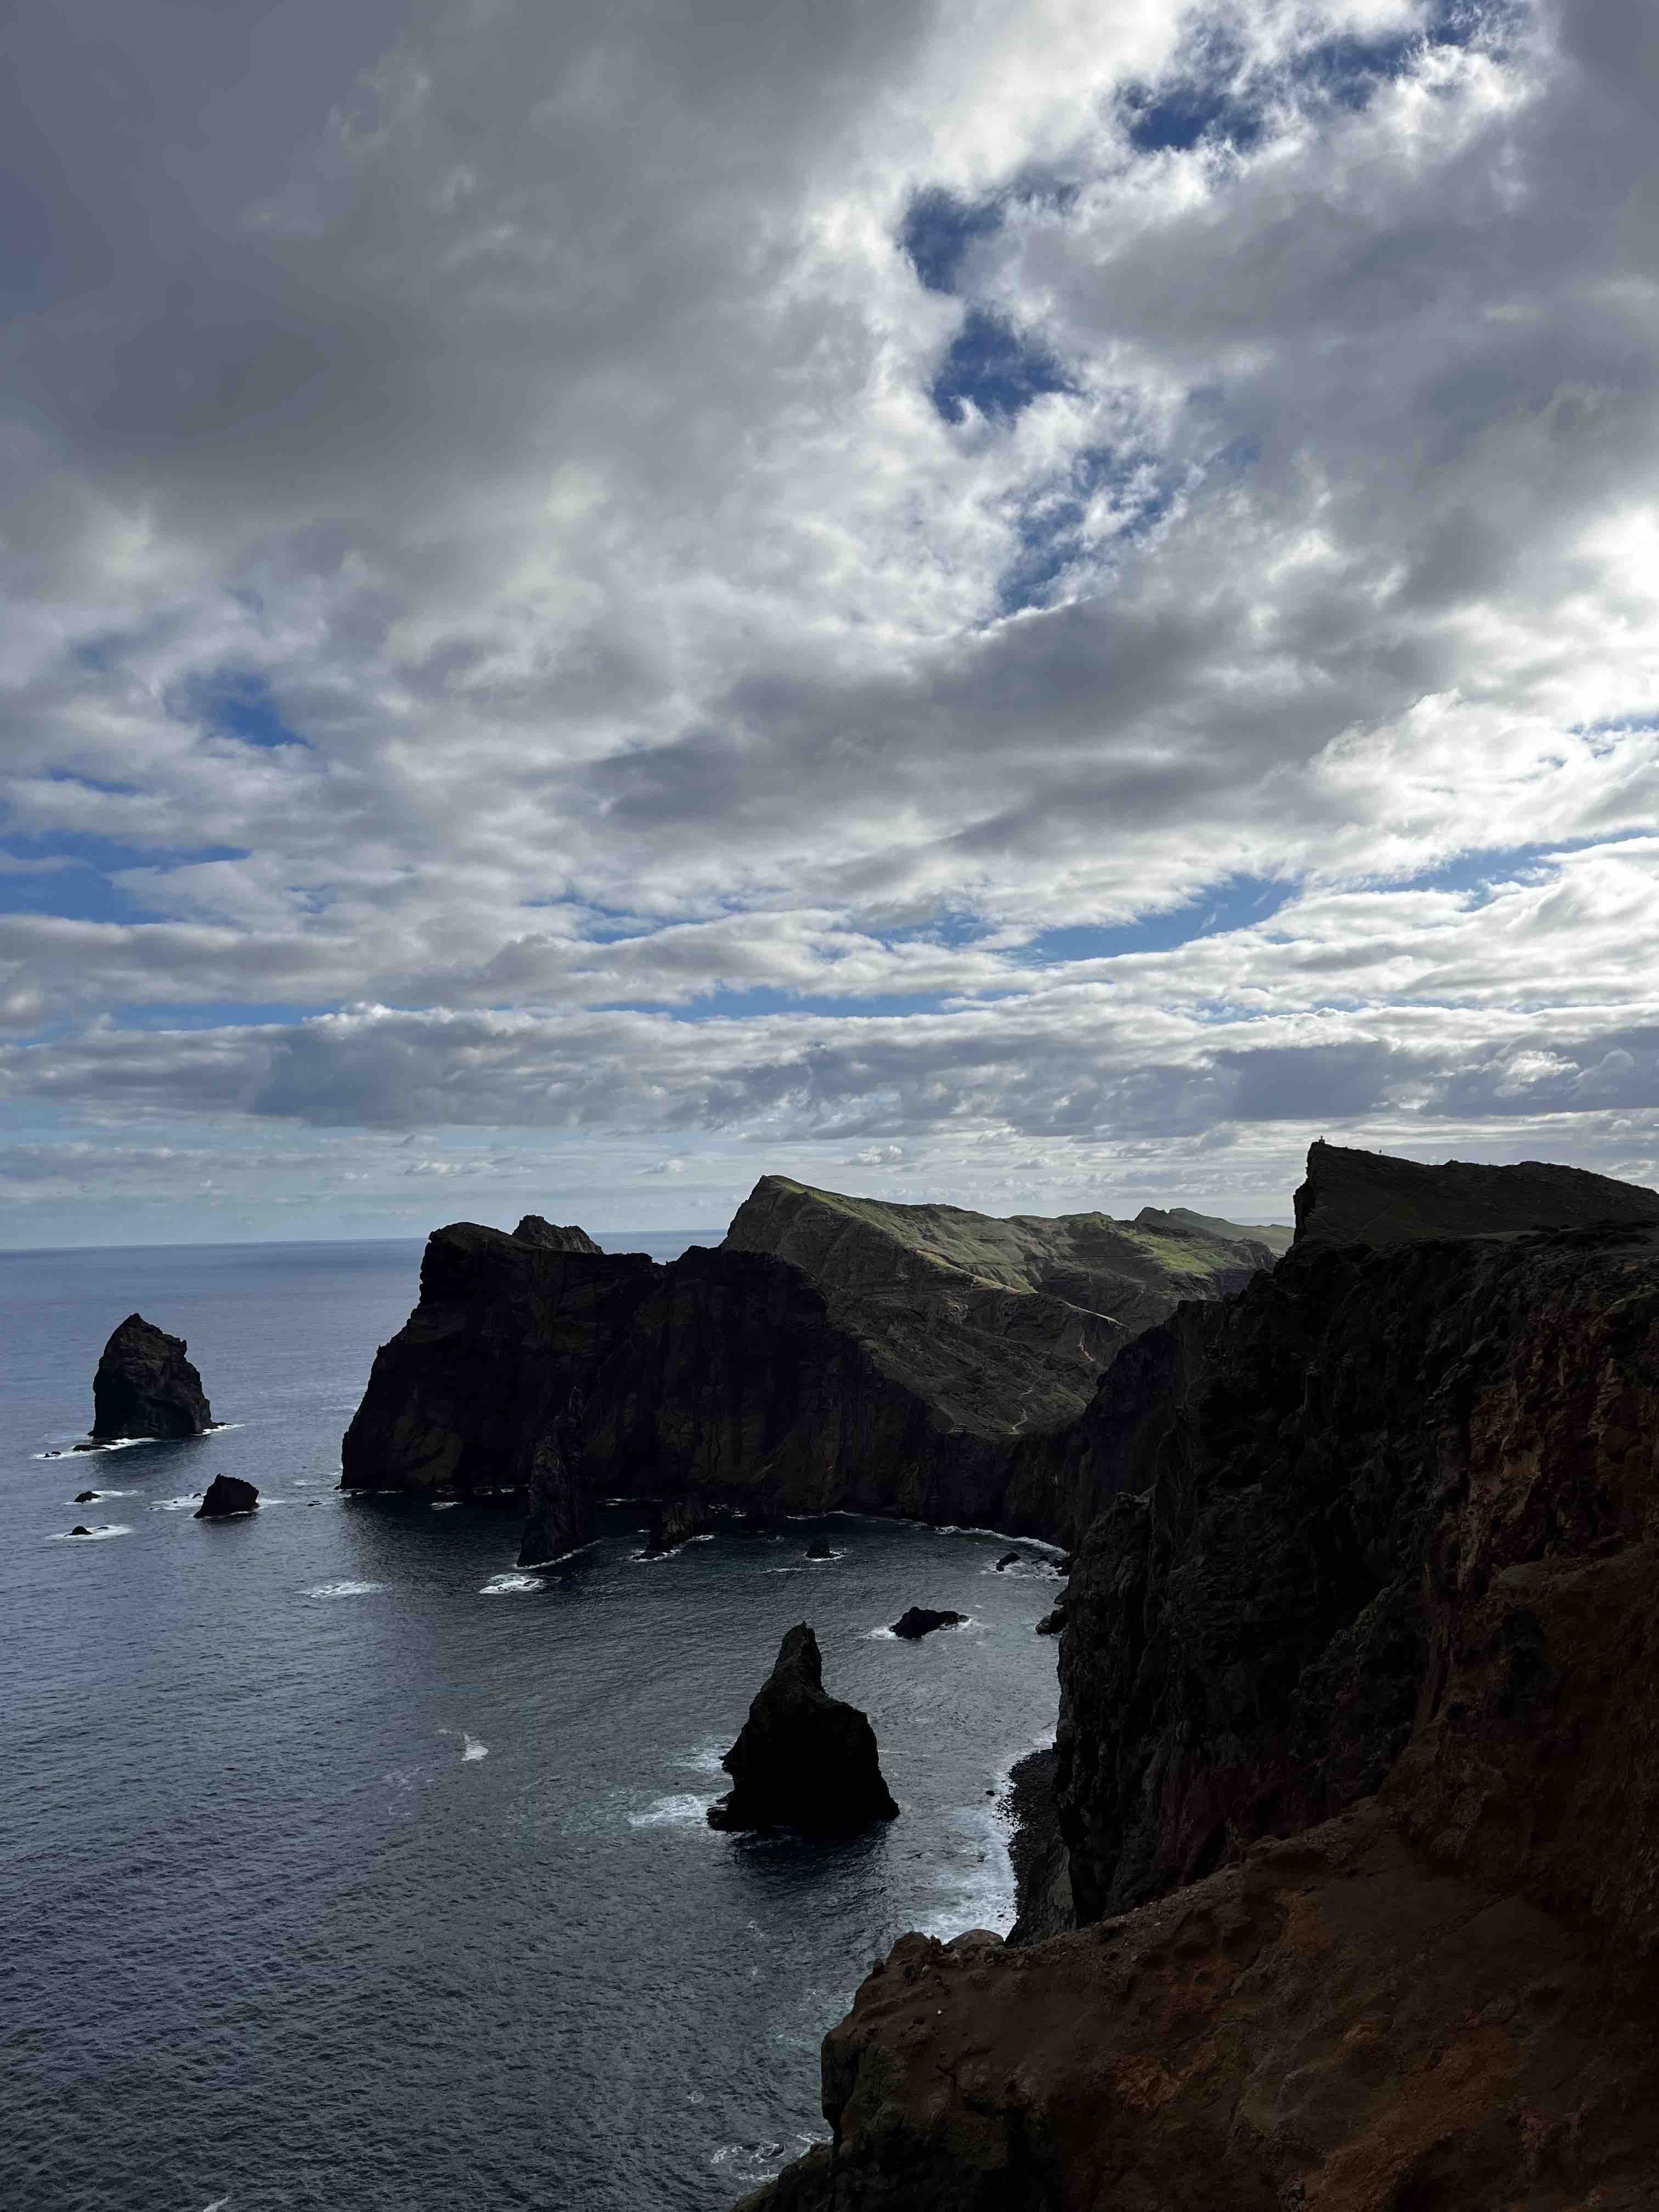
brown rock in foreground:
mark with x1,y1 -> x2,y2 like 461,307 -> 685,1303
739,1803 -> 1659,2211
737,1147 -> 1659,2210
709,1625 -> 898,1835
91,1314 -> 212,1439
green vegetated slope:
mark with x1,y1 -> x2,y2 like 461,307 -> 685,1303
722,1176 -> 1274,1436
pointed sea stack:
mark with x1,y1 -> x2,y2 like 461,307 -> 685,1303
195,1474 -> 258,1518
708,1624 -> 898,1833
92,1314 -> 212,1440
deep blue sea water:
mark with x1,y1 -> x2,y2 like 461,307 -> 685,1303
0,1238 -> 1061,2212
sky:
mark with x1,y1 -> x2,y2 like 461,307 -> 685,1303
3,0 -> 1658,1246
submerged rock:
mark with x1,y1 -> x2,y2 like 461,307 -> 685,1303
194,1474 -> 258,1519
74,1489 -> 96,1504
994,1549 -> 1022,1571
889,1606 -> 965,1640
512,1215 -> 602,1254
708,1624 -> 898,1834
92,1314 -> 212,1440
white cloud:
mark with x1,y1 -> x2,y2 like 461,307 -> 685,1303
3,1 -> 1658,1240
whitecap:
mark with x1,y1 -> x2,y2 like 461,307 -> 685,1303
70,1488 -> 134,1500
305,1579 -> 386,1599
479,1571 -> 543,1595
864,1625 -> 898,1640
431,1499 -> 460,1511
916,1801 -> 1018,1941
461,1733 -> 488,1762
681,1745 -> 728,1776
155,1496 -> 204,1511
709,2143 -> 787,2180
52,1523 -> 132,1542
628,1793 -> 716,1829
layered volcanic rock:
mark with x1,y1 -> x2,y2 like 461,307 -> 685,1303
91,1314 -> 212,1439
724,1176 -> 1273,1431
645,1493 -> 716,1553
513,1215 -> 602,1253
708,1624 -> 898,1833
195,1473 -> 258,1518
736,1146 -> 1659,2210
1291,1136 -> 1659,1251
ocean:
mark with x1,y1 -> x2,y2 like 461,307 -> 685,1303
0,1237 -> 1062,2211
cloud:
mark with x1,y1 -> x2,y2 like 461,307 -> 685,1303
4,0 -> 1659,1239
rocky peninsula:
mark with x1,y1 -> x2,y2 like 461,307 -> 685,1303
339,1176 -> 1275,1558
735,1141 -> 1659,2208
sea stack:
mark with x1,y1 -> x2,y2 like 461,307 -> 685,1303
889,1606 -> 965,1640
708,1624 -> 898,1833
195,1474 -> 258,1518
92,1314 -> 213,1440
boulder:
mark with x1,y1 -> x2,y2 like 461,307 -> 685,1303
889,1606 -> 965,1640
994,1549 -> 1022,1570
194,1474 -> 258,1519
708,1624 -> 898,1833
805,1536 -> 834,1560
92,1314 -> 212,1440
74,1489 -> 96,1504
512,1215 -> 602,1254
69,1525 -> 93,1537
1034,1604 -> 1065,1635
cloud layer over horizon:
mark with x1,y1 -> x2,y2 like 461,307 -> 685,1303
4,0 -> 1659,1242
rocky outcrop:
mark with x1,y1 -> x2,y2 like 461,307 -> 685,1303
737,1802 -> 1659,2211
1003,1748 -> 1073,1946
889,1606 -> 964,1639
513,1215 -> 603,1253
91,1314 -> 212,1439
708,1625 -> 899,1834
74,1489 -> 95,1503
517,1390 -> 587,1566
1134,1201 -> 1294,1256
195,1474 -> 258,1518
725,1176 -> 1273,1432
646,1494 -> 716,1553
1291,1136 -> 1659,1250
736,1146 -> 1659,2210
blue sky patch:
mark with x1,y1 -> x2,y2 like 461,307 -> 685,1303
901,188 -> 1005,295
0,832 -> 249,925
1025,876 -> 1293,963
178,669 -> 307,750
932,308 -> 1074,426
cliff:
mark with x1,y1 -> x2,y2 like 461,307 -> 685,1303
738,1146 -> 1659,2209
725,1176 -> 1271,1430
343,1178 -> 1279,1550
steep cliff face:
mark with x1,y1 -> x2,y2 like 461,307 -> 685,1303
737,1147 -> 1659,2211
725,1176 -> 1271,1431
1292,1136 -> 1659,1250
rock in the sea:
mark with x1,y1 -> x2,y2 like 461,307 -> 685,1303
518,1390 -> 588,1567
194,1473 -> 258,1519
512,1215 -> 603,1254
994,1549 -> 1022,1570
708,1624 -> 898,1833
92,1313 -> 212,1440
74,1489 -> 96,1504
1034,1604 -> 1065,1635
69,1524 -> 93,1537
645,1494 -> 715,1553
889,1606 -> 964,1640
804,1536 -> 834,1559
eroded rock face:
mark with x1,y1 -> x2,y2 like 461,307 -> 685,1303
91,1314 -> 212,1440
737,1804 -> 1659,2211
645,1495 -> 716,1553
736,1148 -> 1659,2211
195,1474 -> 258,1518
512,1215 -> 602,1254
708,1625 -> 898,1834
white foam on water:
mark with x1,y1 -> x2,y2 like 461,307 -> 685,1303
479,1571 -> 544,1594
305,1579 -> 386,1599
864,1625 -> 898,1640
201,2197 -> 232,2211
70,1488 -> 134,1500
629,1793 -> 716,1829
916,1800 -> 1018,1941
431,1500 -> 459,1510
937,1523 -> 1066,1558
155,1496 -> 204,1511
461,1733 -> 488,1762
52,1524 -> 133,1542
708,2142 -> 787,2180
681,1745 -> 727,1776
